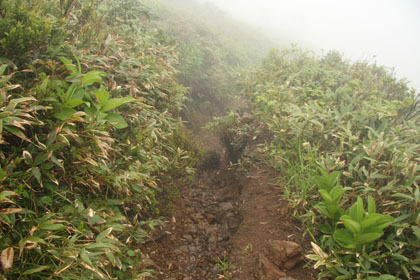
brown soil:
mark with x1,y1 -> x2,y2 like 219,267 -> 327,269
140,122 -> 317,279
229,166 -> 316,279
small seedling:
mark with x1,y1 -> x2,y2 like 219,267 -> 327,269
217,255 -> 236,275
243,243 -> 253,255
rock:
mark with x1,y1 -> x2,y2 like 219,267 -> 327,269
208,232 -> 218,244
263,240 -> 304,270
207,214 -> 216,224
218,229 -> 230,241
179,245 -> 189,253
182,234 -> 193,241
187,224 -> 198,234
215,211 -> 225,224
226,212 -> 241,231
197,223 -> 205,230
204,224 -> 218,234
220,202 -> 234,211
255,253 -> 287,280
190,213 -> 204,223
188,245 -> 199,253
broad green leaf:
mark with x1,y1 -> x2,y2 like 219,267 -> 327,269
319,223 -> 333,234
0,191 -> 18,203
414,187 -> 420,202
22,265 -> 50,275
341,217 -> 361,234
57,134 -> 70,145
126,250 -> 136,257
104,113 -> 128,129
26,236 -> 47,245
336,275 -> 353,280
4,126 -> 30,142
360,214 -> 382,228
0,64 -> 8,76
82,71 -> 105,86
392,253 -> 410,262
315,205 -> 331,218
412,226 -> 420,240
50,155 -> 64,169
96,228 -> 113,242
5,97 -> 36,111
95,90 -> 110,104
319,189 -> 332,203
333,229 -> 356,249
53,109 -> 77,121
32,167 -> 41,183
349,196 -> 364,221
22,150 -> 33,165
65,99 -> 85,108
86,242 -> 119,251
106,252 -> 116,266
392,193 -> 414,201
59,57 -> 78,74
355,232 -> 383,245
115,256 -> 122,270
368,196 -> 376,214
39,222 -> 65,231
34,153 -> 49,166
374,215 -> 394,229
101,96 -> 135,112
330,185 -> 345,202
80,248 -> 93,266
0,166 -> 5,181
379,275 -> 397,280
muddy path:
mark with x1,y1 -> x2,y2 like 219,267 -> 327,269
141,124 -> 316,279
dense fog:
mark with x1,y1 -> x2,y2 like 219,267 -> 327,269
198,0 -> 420,91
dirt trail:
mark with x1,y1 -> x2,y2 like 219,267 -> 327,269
141,126 -> 316,279
229,166 -> 315,279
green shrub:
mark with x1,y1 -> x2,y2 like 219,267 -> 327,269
238,47 -> 420,278
0,0 -> 57,60
0,0 -> 197,278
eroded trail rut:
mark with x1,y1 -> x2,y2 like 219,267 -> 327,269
142,130 -> 315,279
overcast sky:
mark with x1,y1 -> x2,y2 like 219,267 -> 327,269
198,0 -> 420,91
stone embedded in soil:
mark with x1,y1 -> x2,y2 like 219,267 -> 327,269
226,212 -> 241,231
182,234 -> 193,241
220,202 -> 234,211
263,240 -> 304,270
207,214 -> 216,224
179,245 -> 189,253
187,224 -> 198,234
255,253 -> 287,280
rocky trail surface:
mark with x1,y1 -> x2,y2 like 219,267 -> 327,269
141,129 -> 316,279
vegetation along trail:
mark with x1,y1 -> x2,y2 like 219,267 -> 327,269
1,0 -> 419,279
142,117 -> 316,279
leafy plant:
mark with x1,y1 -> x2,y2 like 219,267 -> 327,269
0,0 -> 198,278
234,47 -> 420,278
314,170 -> 348,234
0,0 -> 57,59
217,255 -> 236,279
333,196 -> 394,250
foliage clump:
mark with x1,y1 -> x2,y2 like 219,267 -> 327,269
149,0 -> 272,122
0,0 -> 57,60
0,0 -> 196,278
238,47 -> 420,279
